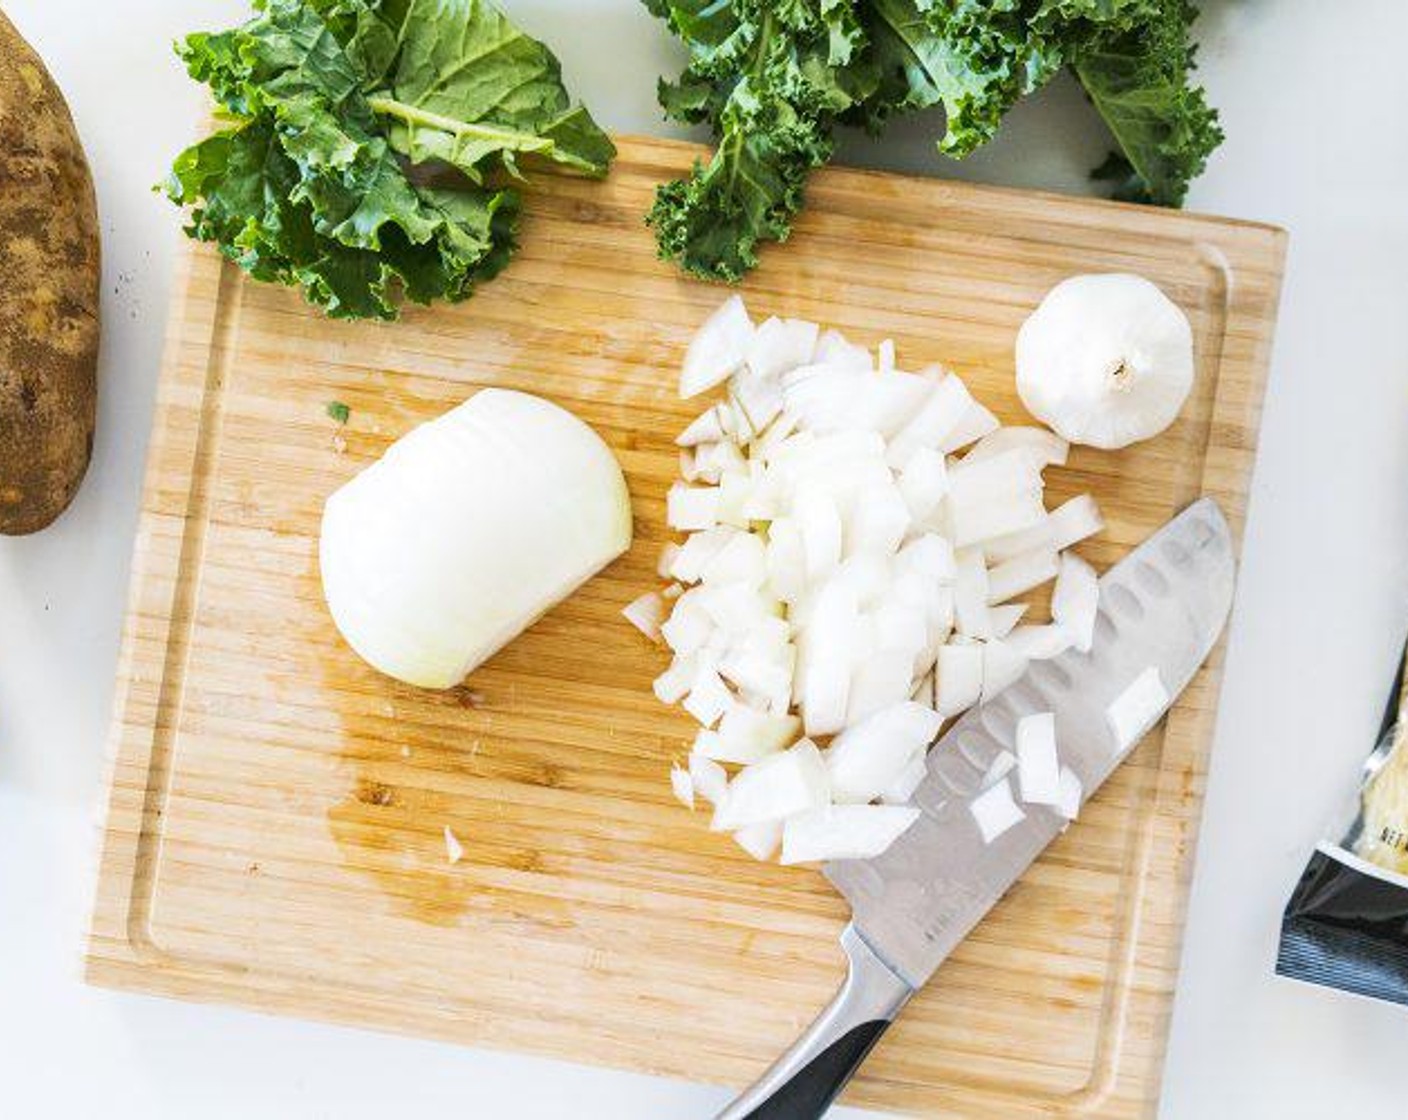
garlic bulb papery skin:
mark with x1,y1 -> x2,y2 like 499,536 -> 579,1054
320,389 -> 633,689
1015,273 -> 1195,450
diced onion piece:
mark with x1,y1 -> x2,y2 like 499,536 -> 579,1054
846,649 -> 917,725
781,804 -> 921,865
698,582 -> 778,633
657,542 -> 682,579
622,591 -> 669,642
887,374 -> 972,466
897,447 -> 949,522
729,368 -> 784,441
670,526 -> 737,583
692,439 -> 747,483
814,329 -> 872,372
1056,766 -> 1083,821
1016,713 -> 1061,805
783,368 -> 932,437
799,577 -> 858,737
1051,553 -> 1099,653
986,548 -> 1059,605
989,603 -> 1028,639
719,643 -> 795,701
846,481 -> 911,557
683,665 -> 734,727
701,532 -> 769,588
970,778 -> 1024,843
936,644 -> 983,717
1107,667 -> 1170,751
677,406 -> 727,447
874,603 -> 928,661
653,654 -> 696,704
939,400 -> 1001,453
660,599 -> 713,654
689,753 -> 729,805
443,825 -> 464,865
667,483 -> 720,532
794,487 -> 843,581
693,726 -> 766,766
1048,494 -> 1105,552
747,317 -> 819,381
897,533 -> 956,584
948,448 -> 1043,512
671,765 -> 696,810
981,639 -> 1028,702
718,702 -> 802,756
954,550 -> 993,639
682,296 -> 753,399
733,820 -> 783,861
964,425 -> 1069,468
880,756 -> 928,805
712,740 -> 830,829
1005,624 -> 1073,661
950,487 -> 1047,549
983,749 -> 1016,788
765,518 -> 807,604
827,701 -> 942,804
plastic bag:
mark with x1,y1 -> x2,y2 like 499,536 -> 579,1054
1277,641 -> 1408,1006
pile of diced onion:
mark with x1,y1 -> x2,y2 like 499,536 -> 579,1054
623,297 -> 1106,865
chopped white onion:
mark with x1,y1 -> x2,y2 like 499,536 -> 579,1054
981,639 -> 1028,701
985,547 -> 1059,605
1004,623 -> 1073,662
681,295 -> 754,399
953,550 -> 993,638
970,777 -> 1025,843
671,765 -> 696,810
827,701 -> 941,804
1107,666 -> 1170,751
1048,494 -> 1105,552
733,820 -> 783,861
1051,552 -> 1099,653
667,483 -> 721,532
964,425 -> 1069,469
1056,766 -> 1083,821
747,317 -> 819,381
443,825 -> 464,865
1016,713 -> 1061,805
982,749 -> 1016,788
689,753 -> 729,805
936,644 -> 983,717
781,804 -> 921,865
622,591 -> 669,642
712,740 -> 830,829
651,299 -> 1116,864
988,602 -> 1028,639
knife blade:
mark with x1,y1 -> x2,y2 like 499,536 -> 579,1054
716,498 -> 1236,1120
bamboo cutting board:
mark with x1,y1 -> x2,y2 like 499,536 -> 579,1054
88,135 -> 1285,1117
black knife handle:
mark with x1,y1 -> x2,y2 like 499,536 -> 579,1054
714,925 -> 913,1120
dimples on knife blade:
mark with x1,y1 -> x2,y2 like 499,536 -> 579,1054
826,499 -> 1235,988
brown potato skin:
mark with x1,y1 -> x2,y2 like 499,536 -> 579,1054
0,10 -> 99,535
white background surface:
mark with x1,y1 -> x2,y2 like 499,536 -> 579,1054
2,1 -> 1406,1116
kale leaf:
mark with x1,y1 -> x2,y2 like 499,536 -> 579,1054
165,0 -> 611,320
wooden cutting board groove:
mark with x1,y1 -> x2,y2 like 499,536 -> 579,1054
88,136 -> 1285,1117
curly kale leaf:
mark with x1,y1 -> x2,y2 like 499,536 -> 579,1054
1072,1 -> 1223,206
644,1 -> 874,282
165,0 -> 605,319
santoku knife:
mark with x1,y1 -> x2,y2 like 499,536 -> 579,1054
716,497 -> 1236,1119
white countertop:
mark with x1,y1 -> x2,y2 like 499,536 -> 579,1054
3,1 -> 1407,1116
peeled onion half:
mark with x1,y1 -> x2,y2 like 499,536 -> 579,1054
321,389 -> 633,689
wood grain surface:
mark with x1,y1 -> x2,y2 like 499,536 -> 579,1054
86,135 -> 1286,1117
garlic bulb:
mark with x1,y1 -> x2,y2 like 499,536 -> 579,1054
320,389 -> 632,689
1015,273 -> 1194,450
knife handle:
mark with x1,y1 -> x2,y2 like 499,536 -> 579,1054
714,924 -> 914,1120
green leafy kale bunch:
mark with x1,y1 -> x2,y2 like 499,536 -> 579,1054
165,0 -> 615,320
645,0 -> 1223,283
